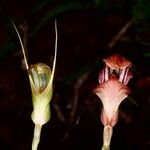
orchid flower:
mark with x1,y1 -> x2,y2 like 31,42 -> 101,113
93,54 -> 132,150
12,21 -> 57,150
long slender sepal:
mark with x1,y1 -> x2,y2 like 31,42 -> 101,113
49,19 -> 58,87
12,22 -> 29,70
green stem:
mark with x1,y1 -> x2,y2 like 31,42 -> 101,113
102,145 -> 110,150
32,124 -> 42,150
101,125 -> 113,150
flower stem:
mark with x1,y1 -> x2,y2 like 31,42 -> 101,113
101,125 -> 113,150
32,124 -> 42,150
102,145 -> 110,150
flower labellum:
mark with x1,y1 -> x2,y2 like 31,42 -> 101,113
94,75 -> 129,127
93,54 -> 132,149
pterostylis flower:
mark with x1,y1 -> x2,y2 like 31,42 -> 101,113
13,20 -> 57,150
93,54 -> 132,150
29,63 -> 53,125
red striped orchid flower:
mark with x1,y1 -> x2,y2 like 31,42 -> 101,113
93,54 -> 132,149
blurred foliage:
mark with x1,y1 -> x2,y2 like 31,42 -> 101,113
94,0 -> 108,10
132,0 -> 150,57
0,42 -> 17,60
0,0 -> 150,58
31,0 -> 50,14
31,1 -> 87,36
132,0 -> 150,22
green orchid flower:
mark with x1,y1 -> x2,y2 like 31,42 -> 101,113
13,20 -> 57,150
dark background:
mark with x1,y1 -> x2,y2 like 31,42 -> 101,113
0,0 -> 150,150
